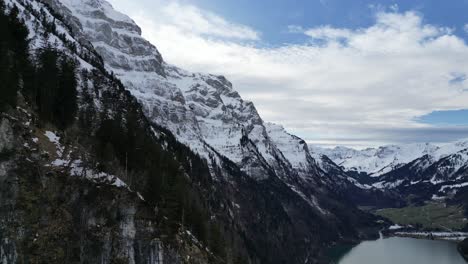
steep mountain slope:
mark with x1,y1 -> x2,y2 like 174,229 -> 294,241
0,0 -> 385,263
49,0 -> 285,179
266,123 -> 403,208
0,1 -> 222,262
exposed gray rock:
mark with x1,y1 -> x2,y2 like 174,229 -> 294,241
0,119 -> 14,153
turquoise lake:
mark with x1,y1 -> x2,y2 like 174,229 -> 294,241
330,237 -> 466,264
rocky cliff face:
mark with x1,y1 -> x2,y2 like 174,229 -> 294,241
0,109 -> 214,264
0,1 -> 216,263
49,0 -> 266,172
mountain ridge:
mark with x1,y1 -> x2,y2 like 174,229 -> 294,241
313,140 -> 468,210
312,139 -> 468,176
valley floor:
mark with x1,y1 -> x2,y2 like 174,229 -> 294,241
390,231 -> 468,242
374,201 -> 468,242
375,201 -> 468,230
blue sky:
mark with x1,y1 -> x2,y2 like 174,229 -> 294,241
419,109 -> 468,126
108,0 -> 468,148
190,0 -> 468,45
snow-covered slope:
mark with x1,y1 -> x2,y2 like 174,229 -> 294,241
0,0 -> 227,262
313,140 -> 468,177
265,123 -> 322,179
264,124 -> 406,207
53,0 -> 298,181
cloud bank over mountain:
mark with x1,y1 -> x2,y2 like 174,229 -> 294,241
108,0 -> 468,148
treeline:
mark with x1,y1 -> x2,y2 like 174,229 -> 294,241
80,73 -> 228,258
73,30 -> 232,263
0,3 -> 29,111
19,0 -> 106,70
0,3 -> 77,129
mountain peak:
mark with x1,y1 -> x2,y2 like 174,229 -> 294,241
60,0 -> 134,23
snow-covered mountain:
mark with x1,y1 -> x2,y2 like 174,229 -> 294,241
312,140 -> 468,205
52,0 -> 302,180
313,140 -> 468,177
1,0 -> 224,262
374,148 -> 468,200
262,123 -> 402,207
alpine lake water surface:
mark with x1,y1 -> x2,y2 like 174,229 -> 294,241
328,236 -> 466,264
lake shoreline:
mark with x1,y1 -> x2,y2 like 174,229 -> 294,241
328,236 -> 467,263
385,231 -> 468,242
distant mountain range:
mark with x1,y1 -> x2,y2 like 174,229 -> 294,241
312,140 -> 468,205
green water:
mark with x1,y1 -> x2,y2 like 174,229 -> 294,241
329,237 -> 466,264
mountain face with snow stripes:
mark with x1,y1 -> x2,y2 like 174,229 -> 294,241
52,0 -> 310,181
48,0 -> 379,211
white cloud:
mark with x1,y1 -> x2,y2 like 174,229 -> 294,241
109,0 -> 259,41
163,2 -> 259,40
389,4 -> 399,12
304,26 -> 352,40
464,24 -> 468,34
108,0 -> 468,147
287,25 -> 305,34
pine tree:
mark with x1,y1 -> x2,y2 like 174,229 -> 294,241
8,6 -> 29,57
36,46 -> 60,121
209,222 -> 226,258
0,4 -> 30,111
55,56 -> 78,129
0,45 -> 16,111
